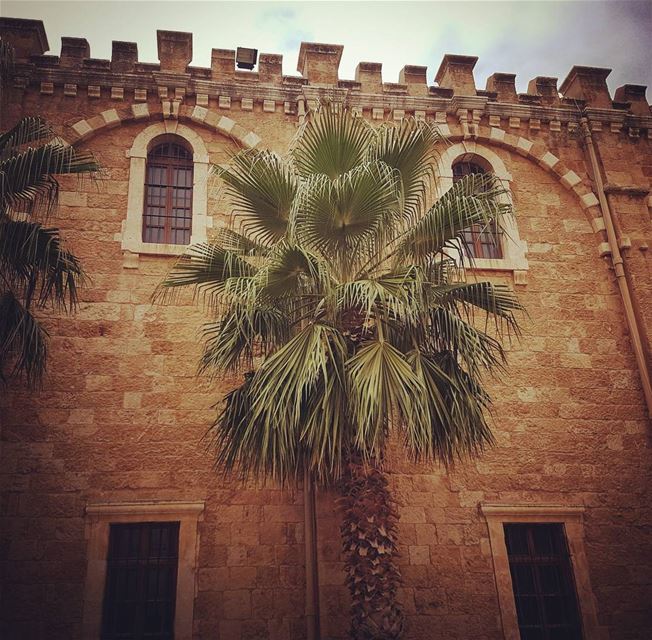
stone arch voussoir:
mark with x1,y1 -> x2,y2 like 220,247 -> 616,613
66,103 -> 263,151
442,123 -> 606,248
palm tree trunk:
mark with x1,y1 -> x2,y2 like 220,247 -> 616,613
339,457 -> 404,640
304,466 -> 321,639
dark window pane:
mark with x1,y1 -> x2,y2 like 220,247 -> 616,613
533,525 -> 556,556
505,524 -> 528,556
504,523 -> 583,640
511,564 -> 536,594
101,522 -> 179,640
543,595 -> 565,625
143,141 -> 193,245
517,595 -> 542,625
539,565 -> 563,594
452,159 -> 503,259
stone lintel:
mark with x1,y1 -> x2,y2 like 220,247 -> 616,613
157,30 -> 192,74
111,41 -> 138,73
399,65 -> 428,96
283,75 -> 309,88
383,82 -> 408,95
152,71 -> 190,91
477,89 -> 498,101
338,79 -> 362,91
560,66 -> 612,108
297,42 -> 344,84
614,85 -> 649,116
355,62 -> 383,93
429,86 -> 454,99
486,73 -> 517,103
604,184 -> 650,197
450,95 -> 487,114
518,94 -> 543,106
235,70 -> 260,84
583,107 -> 627,126
60,37 -> 90,68
0,17 -> 49,61
83,58 -> 110,71
435,54 -> 478,95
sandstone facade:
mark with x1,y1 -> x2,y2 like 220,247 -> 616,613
1,18 -> 651,640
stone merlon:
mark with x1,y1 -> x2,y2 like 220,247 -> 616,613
614,85 -> 649,116
111,41 -> 138,73
399,65 -> 428,96
60,37 -> 90,68
486,73 -> 517,103
560,66 -> 612,108
527,77 -> 560,106
157,30 -> 192,74
0,18 -> 649,119
355,62 -> 383,93
0,17 -> 48,61
297,42 -> 343,85
435,54 -> 478,95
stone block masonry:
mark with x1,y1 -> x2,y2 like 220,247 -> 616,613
1,16 -> 651,640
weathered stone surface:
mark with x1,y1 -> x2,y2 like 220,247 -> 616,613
0,19 -> 651,640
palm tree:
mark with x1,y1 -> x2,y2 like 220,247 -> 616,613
0,42 -> 99,386
156,105 -> 522,639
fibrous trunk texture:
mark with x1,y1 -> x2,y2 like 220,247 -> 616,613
339,458 -> 404,640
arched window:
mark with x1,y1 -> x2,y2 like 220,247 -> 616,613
452,158 -> 503,259
120,123 -> 210,258
143,141 -> 193,245
436,142 -> 528,282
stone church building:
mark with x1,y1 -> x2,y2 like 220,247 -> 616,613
1,17 -> 651,640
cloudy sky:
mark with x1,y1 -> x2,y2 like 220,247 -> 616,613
3,1 -> 650,96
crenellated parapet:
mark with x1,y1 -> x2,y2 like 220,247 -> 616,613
1,17 -> 650,138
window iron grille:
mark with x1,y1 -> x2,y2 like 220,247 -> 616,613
101,521 -> 180,640
452,160 -> 503,259
504,523 -> 583,640
143,142 -> 193,245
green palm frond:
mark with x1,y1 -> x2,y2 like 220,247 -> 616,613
0,142 -> 99,215
212,323 -> 348,483
295,162 -> 399,274
215,150 -> 296,246
154,243 -> 255,306
292,104 -> 374,180
346,339 -> 429,459
427,306 -> 506,375
300,348 -> 347,480
212,374 -> 298,481
249,323 -> 345,430
258,241 -> 329,304
429,281 -> 523,335
0,51 -> 98,388
395,172 -> 512,265
214,227 -> 269,256
0,290 -> 48,387
371,118 -> 443,221
337,268 -> 423,328
0,218 -> 83,308
408,349 -> 493,463
0,117 -> 54,158
200,304 -> 289,375
159,105 -> 523,483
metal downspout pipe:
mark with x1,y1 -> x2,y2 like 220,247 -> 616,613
579,118 -> 652,419
304,467 -> 321,640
